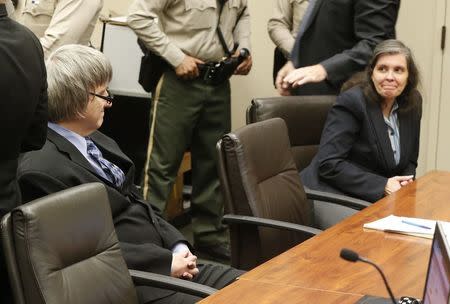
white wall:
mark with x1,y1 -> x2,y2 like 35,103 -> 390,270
396,0 -> 446,176
396,1 -> 435,176
229,0 -> 277,129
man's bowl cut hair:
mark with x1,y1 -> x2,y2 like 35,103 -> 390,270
46,44 -> 113,122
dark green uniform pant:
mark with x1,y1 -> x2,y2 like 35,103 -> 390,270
143,69 -> 230,246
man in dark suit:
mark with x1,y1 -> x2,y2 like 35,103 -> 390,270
0,3 -> 47,303
18,44 -> 241,304
276,0 -> 400,95
0,0 -> 47,226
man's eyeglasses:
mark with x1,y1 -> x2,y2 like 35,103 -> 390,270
89,90 -> 114,104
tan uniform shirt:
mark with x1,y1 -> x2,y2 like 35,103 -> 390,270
4,0 -> 15,16
13,0 -> 103,58
267,0 -> 308,58
127,0 -> 251,68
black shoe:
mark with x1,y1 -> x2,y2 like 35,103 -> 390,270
196,243 -> 231,262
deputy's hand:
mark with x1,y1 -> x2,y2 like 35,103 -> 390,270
171,250 -> 199,280
275,61 -> 295,96
233,49 -> 252,75
175,55 -> 204,80
283,64 -> 327,88
384,175 -> 414,195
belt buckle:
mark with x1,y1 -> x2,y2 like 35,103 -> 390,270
203,64 -> 217,84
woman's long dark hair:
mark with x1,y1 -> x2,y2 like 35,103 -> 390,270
342,39 -> 421,113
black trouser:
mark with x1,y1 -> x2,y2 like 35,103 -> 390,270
144,264 -> 244,304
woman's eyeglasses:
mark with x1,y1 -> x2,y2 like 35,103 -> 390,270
89,90 -> 114,104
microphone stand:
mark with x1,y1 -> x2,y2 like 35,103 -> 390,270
358,256 -> 397,304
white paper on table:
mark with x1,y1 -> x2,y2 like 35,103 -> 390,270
363,215 -> 436,239
441,221 -> 450,244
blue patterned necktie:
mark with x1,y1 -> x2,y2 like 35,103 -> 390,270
290,0 -> 317,67
85,137 -> 125,188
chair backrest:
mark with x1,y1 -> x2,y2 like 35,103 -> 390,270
1,183 -> 138,304
247,95 -> 335,171
217,118 -> 314,270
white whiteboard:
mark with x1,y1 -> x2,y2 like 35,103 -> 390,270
102,22 -> 151,99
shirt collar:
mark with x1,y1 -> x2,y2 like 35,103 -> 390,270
48,122 -> 89,157
385,101 -> 399,119
390,101 -> 399,115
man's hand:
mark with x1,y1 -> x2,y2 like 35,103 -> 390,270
175,55 -> 204,80
233,49 -> 252,75
384,175 -> 414,195
283,64 -> 327,88
275,61 -> 295,96
171,250 -> 199,280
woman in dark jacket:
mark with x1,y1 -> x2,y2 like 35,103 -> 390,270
300,39 -> 422,202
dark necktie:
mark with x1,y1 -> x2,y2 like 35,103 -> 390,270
290,0 -> 317,67
86,137 -> 125,188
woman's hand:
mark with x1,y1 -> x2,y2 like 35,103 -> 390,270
384,175 -> 414,195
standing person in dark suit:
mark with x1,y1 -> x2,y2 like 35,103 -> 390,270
18,44 -> 242,304
300,40 -> 422,203
0,2 -> 47,303
276,0 -> 401,96
0,0 -> 47,222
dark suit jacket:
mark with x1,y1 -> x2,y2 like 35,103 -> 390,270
292,0 -> 400,95
18,128 -> 188,302
0,4 -> 47,218
0,7 -> 47,303
301,86 -> 422,202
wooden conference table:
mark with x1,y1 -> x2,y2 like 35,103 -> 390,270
200,171 -> 450,303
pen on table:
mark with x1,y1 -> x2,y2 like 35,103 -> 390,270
401,219 -> 432,230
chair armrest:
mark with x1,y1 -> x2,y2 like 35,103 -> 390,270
129,269 -> 217,298
304,188 -> 371,210
223,214 -> 322,236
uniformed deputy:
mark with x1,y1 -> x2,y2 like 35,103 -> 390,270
128,0 -> 252,261
4,0 -> 14,15
13,0 -> 103,58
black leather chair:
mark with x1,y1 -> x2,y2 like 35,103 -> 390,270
246,95 -> 335,171
217,118 -> 369,270
1,183 -> 215,304
246,96 -> 372,228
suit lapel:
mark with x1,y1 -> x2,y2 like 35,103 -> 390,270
90,131 -> 133,165
47,128 -> 96,174
88,133 -> 158,223
366,101 -> 396,172
397,109 -> 412,169
47,128 -> 116,187
303,0 -> 324,34
89,131 -> 135,189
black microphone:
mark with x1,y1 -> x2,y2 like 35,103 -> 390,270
340,248 -> 397,304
